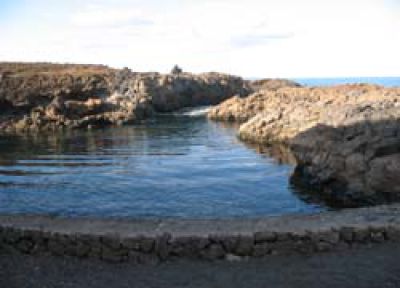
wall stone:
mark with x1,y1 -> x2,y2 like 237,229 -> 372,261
1,204 -> 400,263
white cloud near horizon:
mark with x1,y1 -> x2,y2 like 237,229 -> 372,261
70,6 -> 154,28
0,0 -> 399,78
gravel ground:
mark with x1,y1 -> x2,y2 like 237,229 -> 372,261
1,243 -> 400,288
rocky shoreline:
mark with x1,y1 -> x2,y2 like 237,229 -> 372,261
0,63 -> 251,132
1,62 -> 400,207
208,84 -> 400,206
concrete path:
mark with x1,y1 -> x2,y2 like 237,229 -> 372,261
1,243 -> 400,288
2,204 -> 400,237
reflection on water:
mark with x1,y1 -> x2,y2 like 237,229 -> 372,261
243,142 -> 298,166
0,115 -> 326,218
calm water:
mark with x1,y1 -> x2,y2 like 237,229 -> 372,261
0,114 -> 324,218
294,77 -> 400,87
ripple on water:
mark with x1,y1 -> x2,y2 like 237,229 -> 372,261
0,116 -> 326,218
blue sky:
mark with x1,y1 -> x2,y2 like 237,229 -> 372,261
0,0 -> 399,77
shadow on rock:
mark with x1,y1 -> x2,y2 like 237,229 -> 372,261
290,118 -> 400,207
244,142 -> 298,165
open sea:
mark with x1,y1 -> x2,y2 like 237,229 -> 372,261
293,77 -> 399,87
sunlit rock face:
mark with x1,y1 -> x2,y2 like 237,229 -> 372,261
209,84 -> 400,206
0,63 -> 251,131
0,63 -> 118,131
207,79 -> 302,123
111,70 -> 252,112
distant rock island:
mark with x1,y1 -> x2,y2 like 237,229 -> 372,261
1,62 -> 399,208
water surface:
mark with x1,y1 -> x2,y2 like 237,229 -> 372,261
0,115 -> 325,218
293,77 -> 400,87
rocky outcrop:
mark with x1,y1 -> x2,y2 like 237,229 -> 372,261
0,63 -> 113,109
208,93 -> 270,122
0,63 -> 251,131
209,84 -> 400,206
0,63 -> 124,131
290,108 -> 400,206
111,70 -> 251,112
208,80 -> 301,122
237,84 -> 400,142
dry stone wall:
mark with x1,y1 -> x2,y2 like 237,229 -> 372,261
1,205 -> 400,263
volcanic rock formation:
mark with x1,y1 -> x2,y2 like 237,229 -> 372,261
0,63 -> 251,131
209,84 -> 400,206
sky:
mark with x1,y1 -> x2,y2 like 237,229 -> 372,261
0,0 -> 399,78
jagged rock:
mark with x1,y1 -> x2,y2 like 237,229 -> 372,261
113,72 -> 252,112
0,62 -> 251,131
0,99 -> 13,111
209,84 -> 400,206
208,79 -> 301,122
201,243 -> 225,260
46,95 -> 66,117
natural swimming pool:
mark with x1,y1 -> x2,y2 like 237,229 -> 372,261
0,112 -> 326,218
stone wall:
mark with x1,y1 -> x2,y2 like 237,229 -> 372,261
1,204 -> 400,263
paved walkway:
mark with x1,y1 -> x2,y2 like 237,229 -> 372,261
1,243 -> 400,288
2,204 -> 400,238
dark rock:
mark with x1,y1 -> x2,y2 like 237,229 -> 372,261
253,243 -> 270,257
315,241 -> 333,252
233,235 -> 254,256
353,228 -> 370,243
254,231 -> 277,243
101,245 -> 128,263
154,233 -> 171,260
15,239 -> 34,253
170,236 -> 209,258
201,243 -> 225,260
318,230 -> 340,244
340,227 -> 355,242
128,250 -> 159,264
386,226 -> 400,241
48,238 -> 66,256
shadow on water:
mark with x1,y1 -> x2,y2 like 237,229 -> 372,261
240,141 -> 339,209
243,142 -> 298,165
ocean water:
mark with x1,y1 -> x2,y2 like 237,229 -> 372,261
0,115 -> 325,219
293,77 -> 400,87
